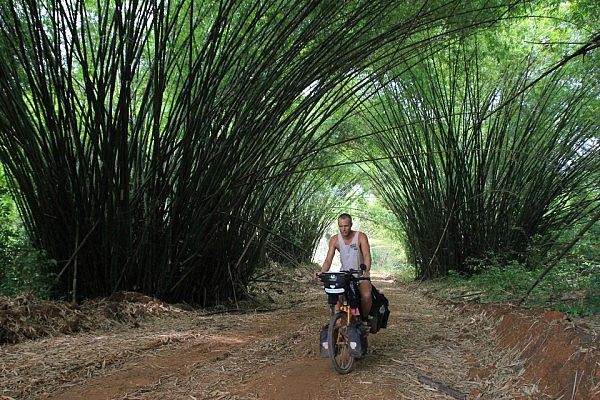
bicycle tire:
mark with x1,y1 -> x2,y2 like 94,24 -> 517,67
327,311 -> 354,374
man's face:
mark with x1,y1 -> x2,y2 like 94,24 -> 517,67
338,217 -> 352,238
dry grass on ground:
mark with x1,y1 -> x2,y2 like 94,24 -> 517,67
0,264 -> 598,399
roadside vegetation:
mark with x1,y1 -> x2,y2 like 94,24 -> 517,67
422,222 -> 600,317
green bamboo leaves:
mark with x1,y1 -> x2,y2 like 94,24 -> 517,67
366,50 -> 599,279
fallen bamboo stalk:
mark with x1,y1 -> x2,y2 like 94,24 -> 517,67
417,374 -> 467,400
450,291 -> 485,300
251,279 -> 293,284
518,210 -> 600,306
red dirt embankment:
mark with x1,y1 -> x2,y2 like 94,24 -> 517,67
492,306 -> 598,399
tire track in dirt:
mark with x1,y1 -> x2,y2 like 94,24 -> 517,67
47,336 -> 244,400
45,311 -> 312,400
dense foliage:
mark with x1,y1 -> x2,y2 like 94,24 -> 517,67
0,0 -> 521,303
268,170 -> 356,264
425,216 -> 600,316
0,166 -> 55,297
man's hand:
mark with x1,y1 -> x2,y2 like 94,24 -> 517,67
315,271 -> 322,281
359,263 -> 370,278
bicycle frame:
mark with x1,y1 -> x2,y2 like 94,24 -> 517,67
329,292 -> 357,323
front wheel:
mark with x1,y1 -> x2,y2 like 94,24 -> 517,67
328,311 -> 354,374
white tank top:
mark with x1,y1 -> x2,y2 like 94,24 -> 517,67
338,231 -> 363,271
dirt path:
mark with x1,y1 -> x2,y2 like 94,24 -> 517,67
1,274 -> 598,399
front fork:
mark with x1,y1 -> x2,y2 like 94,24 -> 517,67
330,298 -> 352,325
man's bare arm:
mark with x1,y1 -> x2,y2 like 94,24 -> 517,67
321,236 -> 337,272
360,233 -> 372,276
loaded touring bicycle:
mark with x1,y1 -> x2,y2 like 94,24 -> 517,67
318,265 -> 390,374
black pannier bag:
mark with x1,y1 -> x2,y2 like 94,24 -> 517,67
347,321 -> 366,358
369,285 -> 390,333
346,280 -> 361,308
319,324 -> 329,357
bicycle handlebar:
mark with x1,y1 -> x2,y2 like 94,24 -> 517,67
316,269 -> 370,281
345,270 -> 370,281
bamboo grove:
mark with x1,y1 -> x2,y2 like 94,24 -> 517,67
0,0 -> 525,303
365,48 -> 599,279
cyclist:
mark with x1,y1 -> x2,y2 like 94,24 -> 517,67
320,213 -> 373,325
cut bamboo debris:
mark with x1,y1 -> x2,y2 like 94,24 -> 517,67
417,374 -> 467,400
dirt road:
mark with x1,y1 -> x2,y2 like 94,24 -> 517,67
1,273 -> 598,399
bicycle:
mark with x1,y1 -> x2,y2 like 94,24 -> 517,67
318,267 -> 370,374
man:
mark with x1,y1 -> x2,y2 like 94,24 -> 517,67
321,213 -> 372,322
